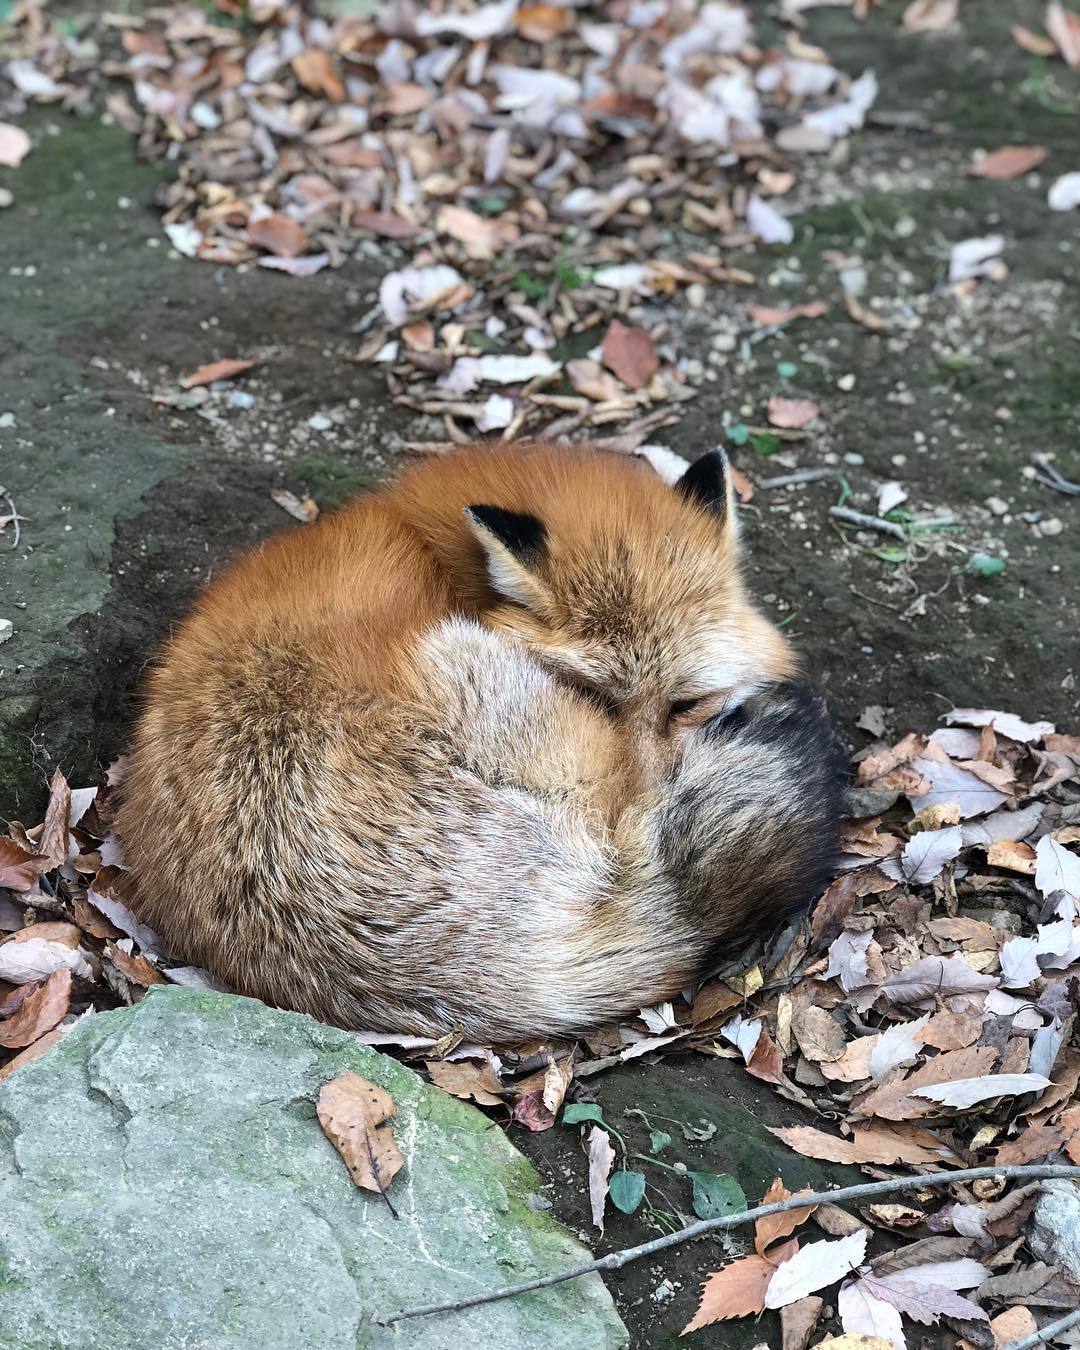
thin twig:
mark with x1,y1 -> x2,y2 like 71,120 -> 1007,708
1031,455 -> 1080,496
1005,1305 -> 1080,1350
379,1164 -> 1080,1326
758,467 -> 837,489
829,505 -> 908,540
362,1123 -> 398,1220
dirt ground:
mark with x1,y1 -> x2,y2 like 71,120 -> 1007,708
0,1 -> 1078,1344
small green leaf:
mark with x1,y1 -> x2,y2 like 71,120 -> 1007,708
688,1171 -> 747,1221
870,544 -> 909,564
475,197 -> 508,214
966,551 -> 1006,578
609,1169 -> 647,1214
648,1129 -> 672,1154
727,422 -> 750,446
750,432 -> 781,456
681,1119 -> 717,1142
777,361 -> 798,378
562,1103 -> 605,1127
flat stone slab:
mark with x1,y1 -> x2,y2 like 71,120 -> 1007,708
0,987 -> 627,1349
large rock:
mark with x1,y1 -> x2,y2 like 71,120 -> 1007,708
0,987 -> 627,1349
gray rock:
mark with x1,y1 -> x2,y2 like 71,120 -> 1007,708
0,988 -> 627,1350
1030,1181 -> 1080,1281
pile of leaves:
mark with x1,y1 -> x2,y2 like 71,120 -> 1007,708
2,705 -> 1080,1344
2,0 -> 883,440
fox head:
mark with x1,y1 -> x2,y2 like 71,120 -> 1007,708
462,447 -> 796,783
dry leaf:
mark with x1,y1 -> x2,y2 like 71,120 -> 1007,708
747,301 -> 828,327
875,955 -> 999,1006
1047,1 -> 1080,66
0,837 -> 46,892
911,1073 -> 1051,1109
902,0 -> 958,30
351,211 -> 423,240
991,1306 -> 1038,1347
922,1010 -> 985,1051
181,358 -> 260,389
838,1279 -> 905,1348
781,1296 -> 824,1350
772,1123 -> 953,1166
764,1230 -> 868,1308
1012,24 -> 1057,54
0,1027 -> 64,1081
995,1123 -> 1065,1165
542,1055 -> 574,1115
767,396 -> 819,429
105,942 -> 165,987
425,1058 -> 503,1105
270,489 -> 319,523
0,122 -> 31,168
515,3 -> 573,40
858,1046 -> 998,1121
987,839 -> 1036,874
969,146 -> 1047,181
291,49 -> 344,101
682,1239 -> 799,1332
869,1014 -> 930,1077
0,967 -> 72,1048
317,1071 -> 404,1200
1035,835 -> 1080,904
247,213 -> 309,259
881,825 -> 962,885
791,1006 -> 846,1063
601,320 -> 659,390
587,1125 -> 615,1233
755,1177 -> 818,1255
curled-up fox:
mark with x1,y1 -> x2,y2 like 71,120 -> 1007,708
117,443 -> 841,1041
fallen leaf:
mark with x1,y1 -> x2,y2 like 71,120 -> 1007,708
351,211 -> 423,240
0,123 -> 31,169
781,1296 -> 824,1350
791,1005 -> 847,1063
317,1071 -> 404,1201
995,1123 -> 1065,1165
765,1231 -> 868,1309
838,1279 -> 905,1349
911,1073 -> 1051,1109
1047,1 -> 1080,66
767,396 -> 819,429
257,253 -> 329,277
105,941 -> 165,988
857,1269 -> 988,1325
586,1125 -> 615,1233
876,955 -> 998,1006
755,1177 -> 818,1255
601,320 -> 659,390
969,146 -> 1047,181
181,358 -> 260,389
1049,171 -> 1080,211
0,838 -> 46,892
1012,24 -> 1057,55
747,194 -> 795,245
542,1054 -> 574,1115
813,1339 -> 893,1350
881,825 -> 962,885
515,2 -> 573,40
0,938 -> 92,984
909,756 -> 1009,819
682,1239 -> 799,1332
270,489 -> 319,523
436,204 -> 516,260
511,1088 -> 556,1131
986,839 -> 1036,874
811,871 -> 894,948
991,1306 -> 1038,1348
869,1015 -> 930,1077
0,967 -> 72,1048
922,1010 -> 985,1051
902,0 -> 958,31
0,1027 -> 64,1081
425,1058 -> 503,1106
949,235 -> 1006,285
944,708 -> 1055,743
772,1123 -> 955,1166
291,48 -> 344,101
864,1202 -> 924,1230
747,301 -> 828,327
247,212 -> 309,259
1035,835 -> 1080,905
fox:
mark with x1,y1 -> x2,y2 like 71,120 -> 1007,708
116,442 -> 841,1042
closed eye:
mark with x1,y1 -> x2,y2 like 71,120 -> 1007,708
568,679 -> 619,719
669,697 -> 703,719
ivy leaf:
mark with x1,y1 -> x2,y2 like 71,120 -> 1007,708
608,1169 -> 647,1214
689,1171 -> 748,1220
562,1103 -> 605,1127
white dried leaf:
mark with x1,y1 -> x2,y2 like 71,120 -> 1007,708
379,264 -> 465,326
475,394 -> 514,431
1035,835 -> 1080,904
803,68 -> 878,139
873,1259 -> 988,1295
764,1231 -> 868,1308
747,193 -> 794,245
0,938 -> 93,984
908,757 -> 1009,819
592,263 -> 650,292
877,955 -> 998,1005
944,708 -> 1055,743
1049,172 -> 1080,212
6,59 -> 62,98
1033,919 -> 1080,970
822,930 -> 874,993
881,825 -> 962,885
491,65 -> 581,106
639,1002 -> 680,1034
587,1125 -> 615,1233
961,801 -> 1042,847
998,935 -> 1042,989
869,1014 -> 930,1078
474,354 -> 559,385
163,965 -> 231,992
911,1073 -> 1051,1108
68,787 -> 98,829
948,235 -> 1005,283
837,1280 -> 905,1350
877,481 -> 908,516
635,446 -> 688,484
87,888 -> 160,955
164,221 -> 203,258
720,1014 -> 763,1061
416,0 -> 517,41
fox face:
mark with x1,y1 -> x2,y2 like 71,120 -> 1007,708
464,450 -> 795,784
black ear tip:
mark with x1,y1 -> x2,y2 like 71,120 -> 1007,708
465,504 -> 546,560
677,448 -> 729,516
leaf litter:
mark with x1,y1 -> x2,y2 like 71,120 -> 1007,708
1,702 -> 1078,1340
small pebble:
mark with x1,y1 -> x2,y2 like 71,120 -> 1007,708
843,452 -> 864,465
307,413 -> 333,431
986,496 -> 1008,516
653,1281 -> 675,1304
0,619 -> 12,645
837,373 -> 856,391
0,412 -> 14,429
0,188 -> 12,209
710,332 -> 736,353
1039,517 -> 1064,537
228,391 -> 256,410
686,282 -> 706,309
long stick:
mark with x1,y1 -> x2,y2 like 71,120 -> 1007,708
829,505 -> 908,540
380,1163 -> 1080,1326
1005,1306 -> 1080,1350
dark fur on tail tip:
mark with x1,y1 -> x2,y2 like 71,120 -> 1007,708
660,679 -> 845,957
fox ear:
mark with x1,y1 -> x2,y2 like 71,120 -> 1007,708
677,448 -> 736,533
464,505 -> 551,609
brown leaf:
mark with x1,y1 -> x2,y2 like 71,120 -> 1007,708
0,967 -> 72,1049
511,1088 -> 556,1132
181,358 -> 260,389
969,146 -> 1047,180
820,1036 -> 874,1084
745,1027 -> 786,1084
601,320 -> 659,390
542,1055 -> 574,1115
515,2 -> 573,40
0,837 -> 46,892
35,768 -> 71,869
922,1010 -> 985,1051
682,1239 -> 799,1332
317,1071 -> 404,1199
587,1124 -> 615,1233
1012,24 -> 1057,54
425,1058 -> 503,1106
755,1178 -> 818,1255
987,839 -> 1036,874
772,1123 -> 955,1166
857,1046 -> 998,1121
864,1202 -> 924,1229
991,1306 -> 1037,1347
247,213 -> 309,259
1047,1 -> 1080,66
791,1006 -> 847,1064
351,210 -> 423,239
747,301 -> 828,327
105,942 -> 166,988
0,1027 -> 64,1081
811,871 -> 893,948
858,733 -> 923,784
995,1124 -> 1065,1165
0,122 -> 32,169
814,1205 -> 871,1238
781,1295 -> 824,1350
380,82 -> 433,117
902,0 -> 958,31
767,396 -> 819,429
401,321 -> 435,353
291,49 -> 345,101
270,489 -> 320,523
